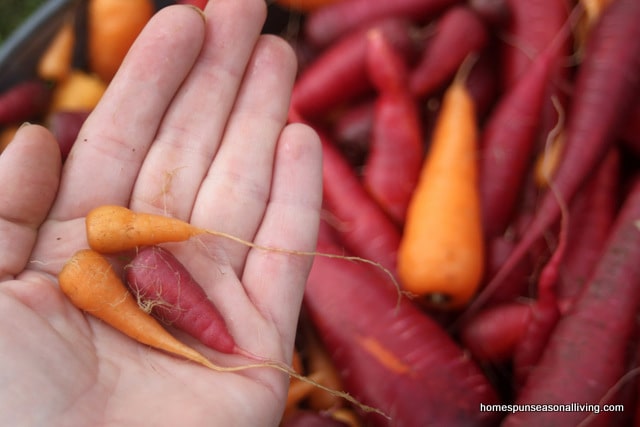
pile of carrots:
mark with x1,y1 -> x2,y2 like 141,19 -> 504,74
3,0 -> 640,425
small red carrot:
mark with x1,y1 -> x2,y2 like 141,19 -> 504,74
125,245 -> 238,355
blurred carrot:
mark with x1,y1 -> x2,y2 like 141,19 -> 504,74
49,70 -> 106,112
87,0 -> 154,82
274,0 -> 343,12
397,62 -> 484,309
37,19 -> 75,82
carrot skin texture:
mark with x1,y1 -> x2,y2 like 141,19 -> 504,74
460,302 -> 531,364
58,249 -> 214,368
472,0 -> 640,311
479,41 -> 564,238
304,226 -> 500,427
291,19 -> 415,119
125,246 -> 236,354
409,6 -> 489,97
319,131 -> 401,273
363,30 -> 424,224
303,0 -> 460,47
0,80 -> 51,125
556,148 -> 619,308
86,205 -> 200,253
502,177 -> 640,427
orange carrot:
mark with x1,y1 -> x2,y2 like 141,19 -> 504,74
396,62 -> 484,309
85,205 -> 199,253
59,249 -> 385,417
37,19 -> 75,82
85,205 -> 399,295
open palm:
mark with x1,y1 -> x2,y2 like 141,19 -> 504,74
0,1 -> 322,426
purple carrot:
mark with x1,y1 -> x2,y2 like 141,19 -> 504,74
502,176 -> 640,427
468,0 -> 640,314
304,222 -> 501,426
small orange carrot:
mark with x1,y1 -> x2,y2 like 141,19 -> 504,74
85,205 -> 199,253
59,249 -> 385,417
85,205 -> 399,296
396,61 -> 484,309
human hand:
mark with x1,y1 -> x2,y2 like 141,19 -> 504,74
0,1 -> 321,426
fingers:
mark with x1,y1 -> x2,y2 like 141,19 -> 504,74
189,34 -> 299,275
0,125 -> 61,279
241,123 -> 322,352
129,0 -> 268,220
49,5 -> 207,220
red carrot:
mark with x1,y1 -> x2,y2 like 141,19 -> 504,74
125,245 -> 238,355
304,222 -> 501,426
512,271 -> 561,388
363,29 -> 424,224
0,80 -> 51,125
460,301 -> 531,364
291,18 -> 416,119
502,176 -> 640,427
318,130 -> 401,273
469,0 -> 640,313
331,98 -> 374,166
556,147 -> 619,309
47,109 -> 91,160
499,0 -> 571,89
479,34 -> 568,238
303,0 -> 459,47
409,6 -> 489,97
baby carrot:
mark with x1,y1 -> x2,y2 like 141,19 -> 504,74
59,249 -> 385,417
397,61 -> 484,309
59,249 -> 219,370
85,205 -> 199,253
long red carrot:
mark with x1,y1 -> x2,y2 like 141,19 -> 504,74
363,29 -> 424,225
304,222 -> 501,426
316,130 -> 402,274
479,37 -> 567,238
468,0 -> 640,313
303,0 -> 459,47
502,176 -> 640,427
290,18 -> 416,119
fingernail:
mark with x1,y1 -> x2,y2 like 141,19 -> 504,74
186,4 -> 207,22
19,121 -> 31,129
